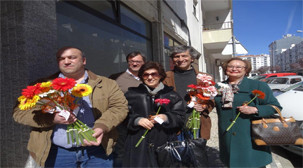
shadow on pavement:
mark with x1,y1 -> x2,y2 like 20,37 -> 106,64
206,146 -> 227,168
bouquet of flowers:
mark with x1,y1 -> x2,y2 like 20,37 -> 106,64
186,73 -> 217,139
135,98 -> 170,147
17,77 -> 96,145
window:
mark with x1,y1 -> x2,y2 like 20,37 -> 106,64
164,33 -> 181,70
290,78 -> 302,84
56,1 -> 152,76
80,1 -> 115,19
120,5 -> 151,38
272,78 -> 288,84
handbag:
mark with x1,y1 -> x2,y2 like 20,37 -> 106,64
155,131 -> 208,167
251,105 -> 303,146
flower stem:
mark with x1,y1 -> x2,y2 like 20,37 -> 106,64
225,95 -> 258,132
135,129 -> 149,148
135,106 -> 162,148
226,111 -> 241,131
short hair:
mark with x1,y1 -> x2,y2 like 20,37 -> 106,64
169,45 -> 201,60
56,46 -> 85,60
222,57 -> 252,76
138,61 -> 167,82
126,51 -> 146,63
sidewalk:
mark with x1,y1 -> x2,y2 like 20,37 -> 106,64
206,110 -> 226,167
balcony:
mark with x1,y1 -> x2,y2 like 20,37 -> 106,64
203,21 -> 232,59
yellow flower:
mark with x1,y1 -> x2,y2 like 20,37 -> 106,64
40,81 -> 52,93
71,84 -> 92,97
18,95 -> 40,110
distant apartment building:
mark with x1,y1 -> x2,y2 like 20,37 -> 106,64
238,54 -> 270,73
269,34 -> 303,71
276,41 -> 303,72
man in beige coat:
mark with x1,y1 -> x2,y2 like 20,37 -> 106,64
13,47 -> 128,167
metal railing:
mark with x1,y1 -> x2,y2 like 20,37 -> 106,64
203,21 -> 232,31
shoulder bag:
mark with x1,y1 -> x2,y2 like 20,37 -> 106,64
155,131 -> 208,167
251,105 -> 303,146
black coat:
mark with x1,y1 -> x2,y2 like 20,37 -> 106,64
122,84 -> 185,167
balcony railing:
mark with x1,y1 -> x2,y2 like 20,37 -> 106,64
203,21 -> 232,31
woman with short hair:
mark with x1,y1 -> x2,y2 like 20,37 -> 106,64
215,57 -> 282,167
122,61 -> 185,167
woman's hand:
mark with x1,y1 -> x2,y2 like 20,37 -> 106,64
138,118 -> 154,130
149,114 -> 168,124
237,105 -> 258,115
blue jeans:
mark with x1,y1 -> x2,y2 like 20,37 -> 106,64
45,144 -> 113,168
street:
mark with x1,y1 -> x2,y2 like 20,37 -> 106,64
207,111 -> 303,168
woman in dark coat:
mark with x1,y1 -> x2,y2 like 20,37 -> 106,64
123,61 -> 185,167
214,57 -> 282,167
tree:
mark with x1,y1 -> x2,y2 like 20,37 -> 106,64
290,63 -> 301,70
270,65 -> 281,72
257,66 -> 270,74
298,57 -> 303,67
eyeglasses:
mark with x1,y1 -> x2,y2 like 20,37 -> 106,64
129,60 -> 143,64
227,65 -> 246,70
142,72 -> 160,79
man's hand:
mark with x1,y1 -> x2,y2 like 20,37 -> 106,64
194,103 -> 207,112
53,112 -> 76,124
82,127 -> 104,146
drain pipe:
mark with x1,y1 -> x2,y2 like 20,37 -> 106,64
163,0 -> 191,46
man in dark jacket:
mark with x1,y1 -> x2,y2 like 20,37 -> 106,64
109,51 -> 146,167
163,45 -> 214,140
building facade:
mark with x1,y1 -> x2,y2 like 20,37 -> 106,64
269,34 -> 303,71
202,0 -> 233,82
275,41 -> 303,72
238,54 -> 270,74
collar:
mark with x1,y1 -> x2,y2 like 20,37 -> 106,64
144,82 -> 165,96
126,69 -> 140,81
58,70 -> 89,84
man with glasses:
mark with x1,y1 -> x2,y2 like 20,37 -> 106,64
109,51 -> 146,167
163,45 -> 214,142
110,51 -> 146,93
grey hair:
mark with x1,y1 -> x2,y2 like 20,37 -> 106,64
169,45 -> 201,60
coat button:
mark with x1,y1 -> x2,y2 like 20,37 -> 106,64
232,132 -> 236,136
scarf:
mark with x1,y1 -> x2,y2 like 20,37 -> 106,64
221,80 -> 241,108
144,82 -> 165,98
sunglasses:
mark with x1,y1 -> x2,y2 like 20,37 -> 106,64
142,72 -> 160,79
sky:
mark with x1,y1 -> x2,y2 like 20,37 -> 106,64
233,0 -> 303,55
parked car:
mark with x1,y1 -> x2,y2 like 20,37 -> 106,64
267,75 -> 303,91
249,72 -> 297,81
260,77 -> 275,83
275,81 -> 303,156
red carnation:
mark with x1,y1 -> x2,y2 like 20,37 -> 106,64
187,84 -> 197,89
155,98 -> 171,105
